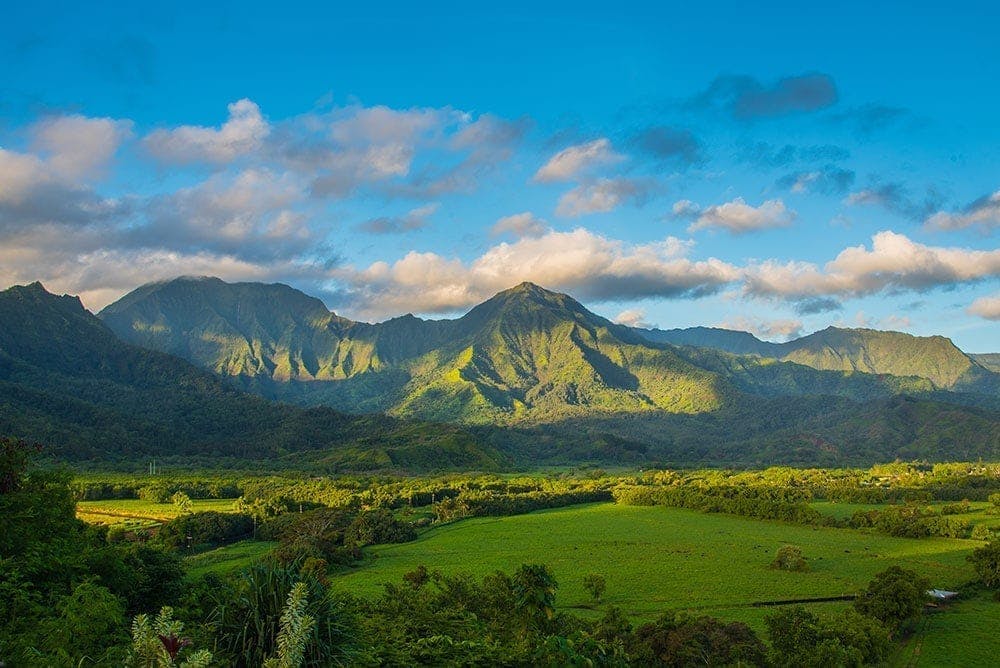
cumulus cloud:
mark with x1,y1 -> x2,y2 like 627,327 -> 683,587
144,98 -> 270,164
744,231 -> 1000,302
968,294 -> 1000,320
533,138 -> 622,183
630,126 -> 703,166
334,228 -> 740,318
0,115 -> 132,231
677,197 -> 795,234
139,169 -> 312,260
924,190 -> 1000,232
614,308 -> 655,329
358,203 -> 439,234
720,315 -> 804,341
32,115 -> 134,180
491,212 -> 548,238
690,73 -> 838,119
555,178 -> 649,217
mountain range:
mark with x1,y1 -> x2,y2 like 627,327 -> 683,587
0,282 -> 506,470
1,277 -> 998,468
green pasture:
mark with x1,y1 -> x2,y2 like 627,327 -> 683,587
76,498 -> 237,524
183,540 -> 279,580
892,591 -> 1000,667
335,503 -> 979,630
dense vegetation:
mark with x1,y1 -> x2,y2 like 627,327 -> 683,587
6,436 -> 1000,665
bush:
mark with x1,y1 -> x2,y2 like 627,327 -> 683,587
853,566 -> 929,635
969,539 -> 1000,589
345,509 -> 416,547
157,511 -> 254,550
770,545 -> 808,572
582,574 -> 606,602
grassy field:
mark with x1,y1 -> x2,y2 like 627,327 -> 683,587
76,498 -> 238,524
183,540 -> 278,580
893,592 -> 1000,667
335,502 -> 979,631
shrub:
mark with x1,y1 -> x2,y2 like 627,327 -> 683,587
157,511 -> 254,550
770,545 -> 808,572
854,566 -> 929,635
583,574 -> 606,603
969,539 -> 1000,589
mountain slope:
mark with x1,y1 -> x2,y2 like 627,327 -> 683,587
635,325 -> 999,394
103,280 -> 732,424
0,283 -> 506,470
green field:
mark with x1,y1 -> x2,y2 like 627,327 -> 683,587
894,592 -> 1000,666
335,503 -> 978,630
76,498 -> 238,525
183,540 -> 278,580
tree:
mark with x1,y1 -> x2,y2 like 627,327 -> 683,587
770,545 -> 808,572
968,539 -> 1000,589
766,606 -> 889,667
171,491 -> 193,514
511,564 -> 558,631
583,573 -> 607,603
631,612 -> 766,666
853,566 -> 929,635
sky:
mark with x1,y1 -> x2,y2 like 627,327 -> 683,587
1,1 -> 998,351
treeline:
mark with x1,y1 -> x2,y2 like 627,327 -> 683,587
613,485 -> 833,526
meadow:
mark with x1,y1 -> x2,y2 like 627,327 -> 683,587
335,502 -> 979,628
76,498 -> 237,524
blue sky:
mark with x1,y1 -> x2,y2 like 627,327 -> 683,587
1,1 -> 998,350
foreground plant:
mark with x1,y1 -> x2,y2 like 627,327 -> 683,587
126,607 -> 211,668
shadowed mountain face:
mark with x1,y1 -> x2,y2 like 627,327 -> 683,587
0,282 -> 507,470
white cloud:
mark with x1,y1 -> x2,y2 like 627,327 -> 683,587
968,294 -> 1000,320
925,190 -> 1000,232
335,228 -> 739,319
32,115 -> 133,180
556,178 -> 647,217
533,138 -> 623,183
140,169 -> 311,259
614,308 -> 655,329
688,197 -> 795,234
491,212 -> 548,238
144,99 -> 270,164
745,230 -> 1000,300
720,315 -> 803,341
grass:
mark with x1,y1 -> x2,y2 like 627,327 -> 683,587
76,498 -> 238,524
183,540 -> 278,580
892,591 -> 1000,667
334,502 -> 979,632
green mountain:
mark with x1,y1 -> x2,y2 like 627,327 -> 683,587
972,353 -> 1000,373
0,282 -> 507,470
103,280 -> 734,424
637,325 -> 999,394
